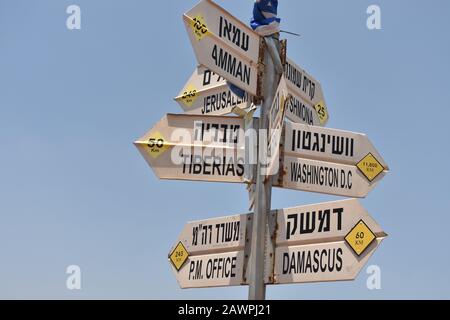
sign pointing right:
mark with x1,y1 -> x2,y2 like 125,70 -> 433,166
270,199 -> 387,285
284,57 -> 329,126
276,122 -> 389,198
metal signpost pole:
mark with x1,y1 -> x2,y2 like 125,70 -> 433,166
248,36 -> 281,300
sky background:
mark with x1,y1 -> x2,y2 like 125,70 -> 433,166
1,0 -> 449,299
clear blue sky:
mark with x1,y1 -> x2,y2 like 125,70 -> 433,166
1,0 -> 449,299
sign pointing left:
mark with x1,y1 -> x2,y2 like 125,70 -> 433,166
169,213 -> 252,289
175,66 -> 251,116
134,114 -> 256,184
183,0 -> 263,97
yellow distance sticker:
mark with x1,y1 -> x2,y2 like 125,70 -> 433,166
357,153 -> 384,182
314,100 -> 329,125
146,131 -> 171,159
345,220 -> 376,256
190,14 -> 210,41
180,84 -> 198,108
169,242 -> 189,272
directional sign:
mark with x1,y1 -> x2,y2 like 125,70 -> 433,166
275,199 -> 386,247
276,123 -> 389,198
271,238 -> 383,284
169,213 -> 252,289
135,114 -> 256,184
266,76 -> 289,176
175,66 -> 251,116
184,0 -> 262,96
267,199 -> 386,284
284,57 -> 329,126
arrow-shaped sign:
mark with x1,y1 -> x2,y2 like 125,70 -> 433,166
269,199 -> 387,285
183,0 -> 263,97
175,66 -> 251,116
135,114 -> 256,184
276,123 -> 389,198
284,57 -> 329,126
168,213 -> 252,289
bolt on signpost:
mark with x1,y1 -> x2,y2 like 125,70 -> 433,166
135,0 -> 389,301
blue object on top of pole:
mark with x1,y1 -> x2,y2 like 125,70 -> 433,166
250,0 -> 281,36
227,1 -> 281,99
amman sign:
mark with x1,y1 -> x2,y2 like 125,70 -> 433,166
184,0 -> 263,97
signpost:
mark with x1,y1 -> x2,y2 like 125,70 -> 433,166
183,0 -> 263,97
135,113 -> 256,184
175,66 -> 251,116
134,0 -> 389,300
